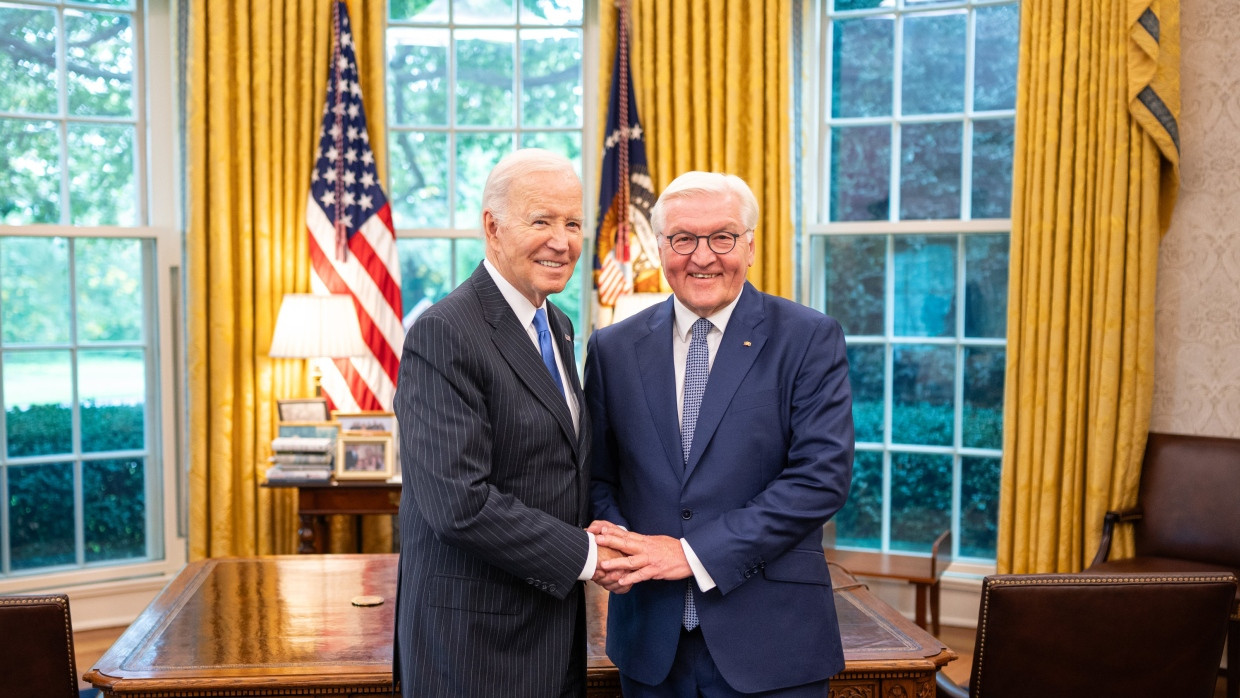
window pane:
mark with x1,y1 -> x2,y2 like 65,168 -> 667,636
67,123 -> 136,226
387,28 -> 449,127
390,0 -> 448,22
830,16 -> 892,118
84,457 -> 145,562
833,0 -> 887,10
453,238 -> 485,282
891,345 -> 954,446
0,119 -> 62,224
76,0 -> 134,7
390,131 -> 450,229
456,30 -> 513,127
901,11 -> 965,115
397,238 -> 454,320
80,349 -> 145,452
0,6 -> 57,114
964,233 -> 1008,338
971,118 -> 1014,218
894,235 -> 955,337
830,125 -> 890,221
975,3 -> 1020,112
817,235 -> 885,335
76,237 -> 144,341
963,346 -> 1003,450
455,0 -> 515,24
520,131 -> 581,172
890,451 -> 951,552
848,344 -> 884,443
961,456 -> 1001,558
65,10 -> 134,118
4,351 -> 74,457
833,449 -> 882,547
521,29 -> 581,128
9,462 -> 75,570
456,131 -> 511,226
900,122 -> 962,220
520,0 -> 582,24
1,237 -> 72,344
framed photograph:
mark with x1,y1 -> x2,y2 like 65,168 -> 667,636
278,397 -> 330,422
335,433 -> 395,480
332,410 -> 397,434
277,421 -> 341,443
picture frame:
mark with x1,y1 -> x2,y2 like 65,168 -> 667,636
335,433 -> 395,480
277,397 -> 330,422
332,410 -> 397,435
277,420 -> 341,443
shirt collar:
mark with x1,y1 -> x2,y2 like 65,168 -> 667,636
671,288 -> 743,342
483,258 -> 543,328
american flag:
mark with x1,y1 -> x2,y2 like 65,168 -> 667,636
594,0 -> 657,320
306,1 -> 403,413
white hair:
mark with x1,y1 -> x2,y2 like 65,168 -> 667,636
650,171 -> 760,236
481,149 -> 579,225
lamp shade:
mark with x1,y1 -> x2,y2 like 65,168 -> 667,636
269,293 -> 367,359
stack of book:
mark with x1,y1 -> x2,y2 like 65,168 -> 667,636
265,436 -> 334,485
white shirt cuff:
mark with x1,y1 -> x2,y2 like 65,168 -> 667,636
578,531 -> 598,581
680,538 -> 717,591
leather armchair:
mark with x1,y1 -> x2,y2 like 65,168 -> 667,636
0,593 -> 97,698
1087,432 -> 1240,698
936,572 -> 1235,698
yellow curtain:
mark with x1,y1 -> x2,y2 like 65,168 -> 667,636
187,0 -> 391,559
997,0 -> 1179,573
599,0 -> 794,298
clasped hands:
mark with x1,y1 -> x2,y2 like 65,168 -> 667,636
588,520 -> 693,594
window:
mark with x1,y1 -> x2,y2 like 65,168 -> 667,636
0,0 -> 182,587
385,0 -> 591,345
806,0 -> 1020,561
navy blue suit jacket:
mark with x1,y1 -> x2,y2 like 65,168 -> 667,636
585,283 -> 853,693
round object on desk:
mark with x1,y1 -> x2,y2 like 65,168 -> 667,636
351,595 -> 385,607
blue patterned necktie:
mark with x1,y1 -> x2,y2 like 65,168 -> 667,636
680,316 -> 712,631
533,308 -> 565,397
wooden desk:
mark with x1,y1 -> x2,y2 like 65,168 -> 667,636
264,480 -> 400,554
85,555 -> 954,698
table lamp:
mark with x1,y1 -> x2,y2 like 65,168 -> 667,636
269,293 -> 367,396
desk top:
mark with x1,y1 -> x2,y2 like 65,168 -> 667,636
86,554 -> 953,694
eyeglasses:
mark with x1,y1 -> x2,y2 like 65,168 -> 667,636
664,230 -> 751,255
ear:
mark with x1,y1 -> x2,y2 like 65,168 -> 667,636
482,210 -> 499,241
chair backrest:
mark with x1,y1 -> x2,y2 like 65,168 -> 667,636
0,593 -> 82,698
1136,432 -> 1240,566
968,572 -> 1235,698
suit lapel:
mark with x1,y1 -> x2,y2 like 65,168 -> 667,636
634,298 -> 684,478
471,265 -> 578,453
685,284 -> 767,480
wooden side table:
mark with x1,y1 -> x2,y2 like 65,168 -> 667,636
264,480 -> 401,554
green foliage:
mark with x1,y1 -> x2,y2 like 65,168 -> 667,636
6,402 -> 144,457
85,457 -> 145,562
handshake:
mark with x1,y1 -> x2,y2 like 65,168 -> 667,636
587,520 -> 693,594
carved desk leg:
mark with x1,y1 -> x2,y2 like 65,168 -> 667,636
298,513 -> 321,554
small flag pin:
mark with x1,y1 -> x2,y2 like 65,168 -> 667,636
743,341 -> 752,347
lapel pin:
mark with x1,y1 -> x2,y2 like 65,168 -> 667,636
563,333 -> 571,342
743,341 -> 752,347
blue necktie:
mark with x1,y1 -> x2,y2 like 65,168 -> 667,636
680,316 -> 712,631
533,308 -> 565,397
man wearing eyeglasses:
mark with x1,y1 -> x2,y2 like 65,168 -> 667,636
584,171 -> 854,697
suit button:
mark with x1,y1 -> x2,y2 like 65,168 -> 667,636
681,509 -> 692,520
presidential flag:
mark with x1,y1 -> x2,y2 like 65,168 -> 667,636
595,1 -> 658,325
306,1 -> 403,412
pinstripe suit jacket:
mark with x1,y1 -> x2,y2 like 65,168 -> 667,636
393,263 -> 592,698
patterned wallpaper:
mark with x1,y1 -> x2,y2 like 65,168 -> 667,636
1150,0 -> 1240,437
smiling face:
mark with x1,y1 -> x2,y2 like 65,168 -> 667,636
658,191 -> 754,318
484,168 -> 584,307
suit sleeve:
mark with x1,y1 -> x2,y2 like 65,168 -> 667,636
585,331 -> 630,529
397,312 -> 588,597
687,315 -> 854,596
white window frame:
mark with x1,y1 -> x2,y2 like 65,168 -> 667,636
0,0 -> 186,627
800,0 -> 1016,571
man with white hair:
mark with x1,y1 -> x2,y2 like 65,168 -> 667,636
394,148 -> 616,698
587,171 -> 855,697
